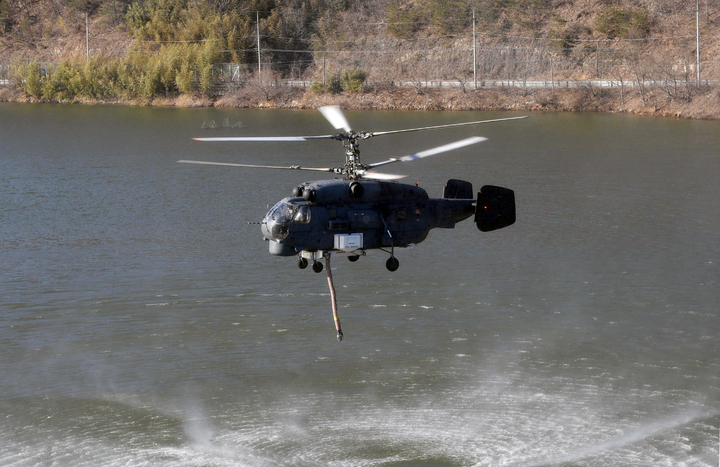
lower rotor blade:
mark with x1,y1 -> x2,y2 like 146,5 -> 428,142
360,171 -> 407,180
319,106 -> 352,133
193,136 -> 335,142
178,160 -> 334,172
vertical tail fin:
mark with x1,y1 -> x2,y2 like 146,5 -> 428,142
475,185 -> 516,232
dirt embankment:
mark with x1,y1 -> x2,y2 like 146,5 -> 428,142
0,63 -> 720,119
217,86 -> 720,120
3,80 -> 719,120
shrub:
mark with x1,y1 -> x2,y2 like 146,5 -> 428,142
595,6 -> 651,39
82,57 -> 117,99
42,61 -> 76,101
426,0 -> 468,34
549,25 -> 583,56
387,2 -> 425,39
342,70 -> 367,93
176,61 -> 196,95
311,72 -> 344,94
310,80 -> 326,94
0,0 -> 12,35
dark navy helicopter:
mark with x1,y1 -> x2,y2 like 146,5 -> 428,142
179,106 -> 525,340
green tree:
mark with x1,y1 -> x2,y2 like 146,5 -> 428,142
24,61 -> 43,98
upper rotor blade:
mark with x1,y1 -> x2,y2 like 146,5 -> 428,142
193,136 -> 335,142
366,136 -> 487,169
178,160 -> 335,172
319,105 -> 352,132
370,115 -> 528,137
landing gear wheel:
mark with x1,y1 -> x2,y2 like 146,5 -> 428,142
298,257 -> 308,269
386,256 -> 399,272
312,261 -> 324,273
348,255 -> 360,262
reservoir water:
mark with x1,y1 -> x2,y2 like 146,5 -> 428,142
1,103 -> 718,466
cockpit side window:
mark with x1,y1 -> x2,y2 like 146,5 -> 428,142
266,202 -> 282,220
294,206 -> 311,224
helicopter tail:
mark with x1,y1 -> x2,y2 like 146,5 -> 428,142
442,179 -> 474,199
475,185 -> 516,232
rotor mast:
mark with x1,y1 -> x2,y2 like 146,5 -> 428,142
334,130 -> 372,179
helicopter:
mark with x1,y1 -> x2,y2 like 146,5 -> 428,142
179,106 -> 526,341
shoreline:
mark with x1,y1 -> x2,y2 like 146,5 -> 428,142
2,85 -> 719,120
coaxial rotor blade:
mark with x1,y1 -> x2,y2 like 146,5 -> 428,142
319,105 -> 352,133
369,116 -> 527,137
178,160 -> 335,172
358,171 -> 407,180
193,136 -> 336,142
366,136 -> 487,169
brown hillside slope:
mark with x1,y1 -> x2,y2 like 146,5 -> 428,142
1,0 -> 719,118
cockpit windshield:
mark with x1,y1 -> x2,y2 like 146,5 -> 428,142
267,201 -> 294,224
265,201 -> 311,225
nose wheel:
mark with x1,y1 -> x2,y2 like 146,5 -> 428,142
297,254 -> 324,272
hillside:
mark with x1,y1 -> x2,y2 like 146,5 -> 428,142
2,0 -> 720,118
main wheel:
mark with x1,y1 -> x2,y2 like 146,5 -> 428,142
386,256 -> 399,272
312,261 -> 324,273
348,255 -> 360,262
298,257 -> 308,269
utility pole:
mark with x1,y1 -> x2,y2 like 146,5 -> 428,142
473,8 -> 477,89
85,13 -> 89,61
696,0 -> 700,87
256,11 -> 261,75
595,40 -> 599,77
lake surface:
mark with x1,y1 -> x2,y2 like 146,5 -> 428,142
1,103 -> 718,466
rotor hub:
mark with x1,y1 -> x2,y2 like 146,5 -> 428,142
337,132 -> 370,179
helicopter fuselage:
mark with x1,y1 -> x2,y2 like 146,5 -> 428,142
180,106 -> 526,339
261,178 -> 479,256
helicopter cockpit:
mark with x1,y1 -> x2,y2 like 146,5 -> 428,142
262,199 -> 311,241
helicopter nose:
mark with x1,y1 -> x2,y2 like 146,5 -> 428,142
262,219 -> 289,241
271,222 -> 289,240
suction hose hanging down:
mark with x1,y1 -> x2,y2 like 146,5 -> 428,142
325,254 -> 344,341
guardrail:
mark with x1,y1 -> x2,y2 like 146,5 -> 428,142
1,72 -> 713,92
226,78 -> 715,90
